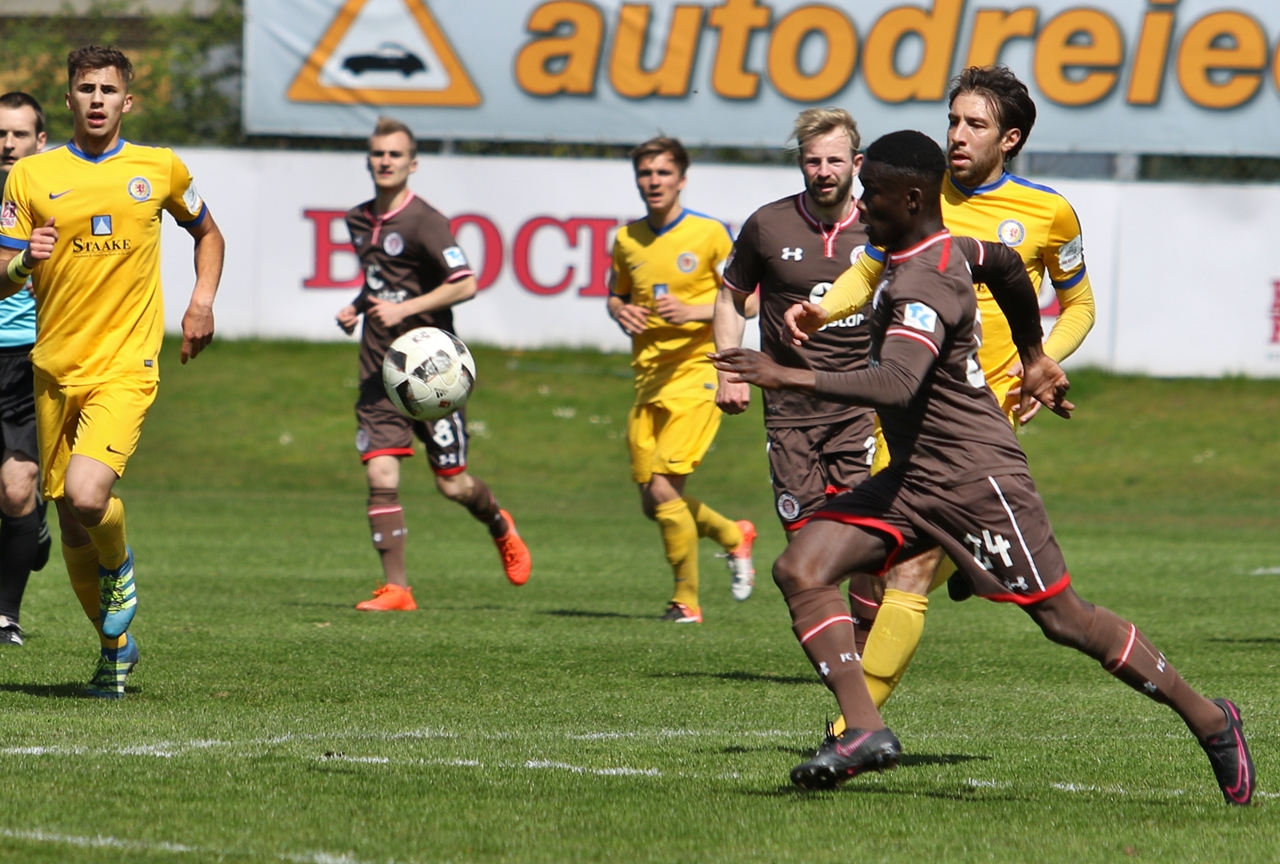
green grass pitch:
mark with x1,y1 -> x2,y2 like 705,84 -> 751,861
0,338 -> 1277,862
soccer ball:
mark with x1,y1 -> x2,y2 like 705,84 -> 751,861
382,327 -> 477,421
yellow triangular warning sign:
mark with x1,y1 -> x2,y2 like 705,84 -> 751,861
287,0 -> 481,107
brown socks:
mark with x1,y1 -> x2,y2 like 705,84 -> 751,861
786,585 -> 884,731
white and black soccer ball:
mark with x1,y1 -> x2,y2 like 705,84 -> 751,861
382,327 -> 477,421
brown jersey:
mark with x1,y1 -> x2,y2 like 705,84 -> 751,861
723,194 -> 881,428
345,192 -> 474,381
818,230 -> 1028,487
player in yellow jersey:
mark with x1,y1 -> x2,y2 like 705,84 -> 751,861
788,67 -> 1096,720
608,137 -> 758,623
0,46 -> 225,698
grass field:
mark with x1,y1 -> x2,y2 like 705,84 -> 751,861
0,338 -> 1277,863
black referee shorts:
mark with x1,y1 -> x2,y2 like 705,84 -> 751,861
0,345 -> 38,462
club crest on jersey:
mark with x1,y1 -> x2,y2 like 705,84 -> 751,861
997,219 -> 1025,247
676,252 -> 698,273
355,429 -> 370,452
903,302 -> 938,333
91,215 -> 112,236
384,232 -> 404,256
850,245 -> 865,265
0,201 -> 15,229
776,493 -> 801,522
781,246 -> 803,261
127,177 -> 151,201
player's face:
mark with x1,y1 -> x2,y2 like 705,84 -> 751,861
856,162 -> 911,250
367,132 -> 418,191
66,66 -> 132,145
799,129 -> 860,209
947,92 -> 1019,188
634,153 -> 686,216
0,105 -> 45,173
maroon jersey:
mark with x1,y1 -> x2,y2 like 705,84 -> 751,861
346,192 -> 474,381
723,194 -> 880,428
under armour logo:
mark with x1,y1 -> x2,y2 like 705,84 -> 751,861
781,246 -> 804,261
818,661 -> 830,676
839,652 -> 854,663
1011,576 -> 1029,591
1143,681 -> 1158,694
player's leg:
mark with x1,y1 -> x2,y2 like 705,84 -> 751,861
642,471 -> 702,621
0,449 -> 43,645
422,410 -> 531,586
354,386 -> 418,608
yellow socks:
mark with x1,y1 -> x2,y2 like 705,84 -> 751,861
654,498 -> 699,608
63,541 -> 124,650
85,495 -> 128,570
683,496 -> 742,551
861,589 -> 929,708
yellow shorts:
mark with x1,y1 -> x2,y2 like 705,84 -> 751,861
35,376 -> 157,500
869,420 -> 890,476
627,398 -> 722,484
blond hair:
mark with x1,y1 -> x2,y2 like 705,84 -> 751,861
370,116 -> 417,158
791,108 -> 861,160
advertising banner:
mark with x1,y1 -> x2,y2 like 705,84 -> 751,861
245,0 -> 1280,155
159,148 -> 1280,377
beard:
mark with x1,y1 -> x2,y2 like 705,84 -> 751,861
806,171 -> 853,210
949,145 -> 1004,187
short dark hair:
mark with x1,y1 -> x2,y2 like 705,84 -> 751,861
949,66 -> 1036,161
864,130 -> 947,184
370,115 -> 418,158
0,92 -> 44,136
67,45 -> 134,90
630,136 -> 689,176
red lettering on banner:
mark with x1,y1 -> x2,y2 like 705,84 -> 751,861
1270,280 -> 1280,344
302,209 -> 362,289
1041,294 -> 1060,317
512,216 -> 619,296
567,217 -> 618,297
450,214 -> 504,291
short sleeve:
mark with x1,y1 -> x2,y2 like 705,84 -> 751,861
0,163 -> 34,251
164,151 -> 207,228
1044,194 -> 1085,290
610,235 -> 632,297
420,211 -> 473,283
721,214 -> 761,294
709,221 -> 733,283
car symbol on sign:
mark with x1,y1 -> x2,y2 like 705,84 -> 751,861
342,43 -> 427,77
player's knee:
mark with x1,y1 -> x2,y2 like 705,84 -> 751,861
0,484 -> 32,518
434,473 -> 467,501
772,549 -> 816,595
1027,594 -> 1090,650
63,484 -> 108,526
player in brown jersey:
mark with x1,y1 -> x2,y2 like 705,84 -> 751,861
335,117 -> 531,611
712,131 -> 1254,804
715,109 -> 881,539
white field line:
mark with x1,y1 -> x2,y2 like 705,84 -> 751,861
319,753 -> 661,777
0,827 -> 391,864
1249,566 -> 1280,575
0,728 -> 456,759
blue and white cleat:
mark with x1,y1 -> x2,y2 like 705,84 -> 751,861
86,635 -> 139,699
99,546 -> 137,638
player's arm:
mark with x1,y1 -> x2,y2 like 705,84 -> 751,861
713,219 -> 763,413
0,218 -> 56,299
368,274 -> 477,328
783,246 -> 886,345
1038,196 -> 1095,362
179,211 -> 225,364
607,239 -> 648,336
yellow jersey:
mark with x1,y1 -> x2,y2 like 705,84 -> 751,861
822,171 -> 1095,407
611,210 -> 733,405
0,140 -> 206,385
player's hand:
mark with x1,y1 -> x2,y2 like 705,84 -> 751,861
367,297 -> 409,328
655,294 -> 695,325
1005,360 -> 1042,424
715,372 -> 751,414
710,347 -> 803,391
1015,352 -> 1074,420
26,217 -> 57,264
336,304 -> 359,335
180,298 -> 214,364
784,301 -> 828,346
613,303 -> 649,336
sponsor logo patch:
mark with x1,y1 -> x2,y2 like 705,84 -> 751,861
442,245 -> 467,268
91,215 -> 112,236
902,302 -> 938,333
776,492 -> 801,522
676,252 -> 697,273
183,183 -> 203,215
128,177 -> 151,201
0,201 -> 15,229
384,232 -> 404,256
808,281 -> 832,304
997,219 -> 1025,247
1057,234 -> 1083,272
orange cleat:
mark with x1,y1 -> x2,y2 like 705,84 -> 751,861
495,509 -> 531,586
355,583 -> 417,611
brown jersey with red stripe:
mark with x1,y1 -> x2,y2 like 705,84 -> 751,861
345,192 -> 474,382
722,194 -> 878,429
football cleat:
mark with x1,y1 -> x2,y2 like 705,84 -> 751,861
725,520 -> 757,601
0,615 -> 22,646
946,571 -> 973,602
494,509 -> 531,586
355,583 -> 417,611
1200,698 -> 1256,806
86,635 -> 139,699
790,721 -> 901,790
660,602 -> 701,624
99,547 -> 137,638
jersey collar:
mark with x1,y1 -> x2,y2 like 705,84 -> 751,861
647,208 -> 686,237
364,190 -> 417,245
795,193 -> 859,258
947,170 -> 1010,198
67,139 -> 125,163
888,229 -> 952,265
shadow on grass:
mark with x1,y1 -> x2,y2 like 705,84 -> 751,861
1208,637 -> 1280,645
0,681 -> 124,699
543,609 -> 643,620
721,744 -> 814,758
655,671 -> 815,686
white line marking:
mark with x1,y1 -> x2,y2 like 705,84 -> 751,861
1249,567 -> 1280,575
0,827 -> 383,864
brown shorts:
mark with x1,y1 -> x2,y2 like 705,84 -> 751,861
355,378 -> 468,476
815,469 -> 1070,605
767,412 -> 877,530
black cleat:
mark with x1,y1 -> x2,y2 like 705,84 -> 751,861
946,572 -> 973,602
0,615 -> 22,646
790,722 -> 901,790
1200,698 -> 1256,805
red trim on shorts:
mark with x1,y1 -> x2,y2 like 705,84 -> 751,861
799,614 -> 854,645
783,516 -> 812,532
824,485 -> 851,498
361,447 -> 415,463
983,573 -> 1072,606
811,510 -> 905,575
433,464 -> 467,477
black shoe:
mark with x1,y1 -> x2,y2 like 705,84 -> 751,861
790,722 -> 901,790
32,502 -> 50,572
1200,698 -> 1256,805
0,615 -> 22,646
946,572 -> 973,602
